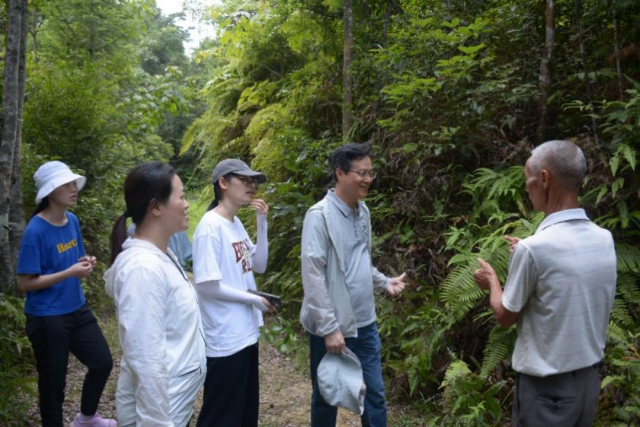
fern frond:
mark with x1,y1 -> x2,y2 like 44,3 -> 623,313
613,406 -> 632,423
607,321 -> 632,346
611,358 -> 640,376
617,272 -> 640,306
480,325 -> 517,378
442,359 -> 472,388
440,263 -> 484,320
610,298 -> 634,328
448,252 -> 477,267
441,244 -> 512,321
617,243 -> 640,274
484,380 -> 506,398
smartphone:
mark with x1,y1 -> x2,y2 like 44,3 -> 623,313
248,289 -> 282,309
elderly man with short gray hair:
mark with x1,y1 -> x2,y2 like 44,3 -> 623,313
474,140 -> 617,426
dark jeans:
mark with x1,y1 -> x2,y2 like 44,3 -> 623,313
512,363 -> 601,427
309,322 -> 387,427
26,303 -> 113,427
196,343 -> 259,427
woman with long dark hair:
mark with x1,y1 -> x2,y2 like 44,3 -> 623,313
17,161 -> 115,427
104,162 -> 206,426
194,159 -> 274,427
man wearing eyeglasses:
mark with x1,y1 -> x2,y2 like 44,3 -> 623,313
301,142 -> 407,427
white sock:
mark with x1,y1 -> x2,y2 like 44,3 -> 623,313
78,413 -> 94,421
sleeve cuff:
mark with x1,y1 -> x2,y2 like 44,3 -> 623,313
320,325 -> 340,338
16,269 -> 41,275
502,295 -> 521,313
194,273 -> 222,284
375,279 -> 390,291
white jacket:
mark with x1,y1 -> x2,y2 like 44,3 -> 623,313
104,238 -> 206,427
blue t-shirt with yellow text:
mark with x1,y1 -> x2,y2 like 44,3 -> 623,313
17,212 -> 87,316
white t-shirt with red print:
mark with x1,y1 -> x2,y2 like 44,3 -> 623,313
193,210 -> 264,357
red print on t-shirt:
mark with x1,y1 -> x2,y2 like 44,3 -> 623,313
232,240 -> 252,274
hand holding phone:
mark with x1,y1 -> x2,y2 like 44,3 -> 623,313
248,289 -> 282,310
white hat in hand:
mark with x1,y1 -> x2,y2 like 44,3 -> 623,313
317,347 -> 367,415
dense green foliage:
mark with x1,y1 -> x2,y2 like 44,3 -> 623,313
0,294 -> 34,421
181,0 -> 640,424
1,0 -> 639,424
1,1 -> 198,422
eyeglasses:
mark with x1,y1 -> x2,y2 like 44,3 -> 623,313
231,174 -> 259,188
347,170 -> 377,179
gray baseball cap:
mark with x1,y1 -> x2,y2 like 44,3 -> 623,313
317,347 -> 366,415
212,159 -> 267,184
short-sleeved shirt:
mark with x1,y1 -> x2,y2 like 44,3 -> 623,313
326,191 -> 376,327
502,208 -> 616,377
17,212 -> 87,316
192,210 -> 263,357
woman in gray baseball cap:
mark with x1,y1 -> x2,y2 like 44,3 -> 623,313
192,159 -> 274,426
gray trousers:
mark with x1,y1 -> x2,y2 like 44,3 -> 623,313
512,363 -> 601,427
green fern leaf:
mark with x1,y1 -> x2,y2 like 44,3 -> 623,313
607,321 -> 631,346
480,325 -> 517,378
442,359 -> 472,388
616,243 -> 640,274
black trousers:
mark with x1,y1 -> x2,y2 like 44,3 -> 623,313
512,363 -> 601,427
196,343 -> 259,427
26,303 -> 113,427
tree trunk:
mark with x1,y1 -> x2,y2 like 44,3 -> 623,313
613,2 -> 624,100
373,0 -> 393,116
30,4 -> 38,63
9,0 -> 28,269
537,0 -> 555,144
0,0 -> 24,291
342,0 -> 354,141
89,0 -> 96,61
574,0 -> 599,140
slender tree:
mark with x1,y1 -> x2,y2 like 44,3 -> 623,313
613,0 -> 624,100
373,0 -> 394,116
0,0 -> 26,291
9,0 -> 28,266
28,3 -> 44,63
574,0 -> 599,140
342,0 -> 354,140
537,0 -> 556,144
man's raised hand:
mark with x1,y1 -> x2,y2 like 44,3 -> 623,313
474,258 -> 498,291
505,235 -> 521,254
386,272 -> 407,297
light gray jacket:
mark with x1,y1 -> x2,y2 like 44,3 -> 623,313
300,192 -> 389,338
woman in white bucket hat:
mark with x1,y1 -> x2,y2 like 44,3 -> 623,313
16,161 -> 116,427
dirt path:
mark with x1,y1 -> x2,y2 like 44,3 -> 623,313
253,343 -> 361,427
23,326 -> 391,426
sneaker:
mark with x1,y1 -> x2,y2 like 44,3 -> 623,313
71,412 -> 117,427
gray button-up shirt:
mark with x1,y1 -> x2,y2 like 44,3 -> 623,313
326,191 -> 376,327
502,208 -> 616,376
300,190 -> 389,338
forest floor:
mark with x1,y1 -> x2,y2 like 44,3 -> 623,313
23,314 -> 422,426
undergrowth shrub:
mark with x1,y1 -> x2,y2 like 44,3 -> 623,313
0,294 -> 36,424
178,3 -> 640,424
